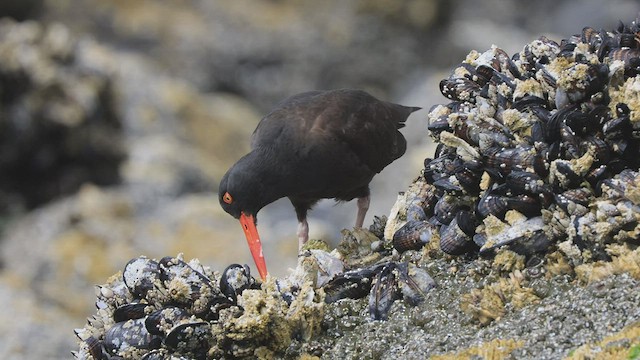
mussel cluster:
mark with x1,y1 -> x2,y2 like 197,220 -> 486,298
75,248 -> 437,359
323,260 -> 436,320
387,19 -> 640,261
74,256 -> 263,359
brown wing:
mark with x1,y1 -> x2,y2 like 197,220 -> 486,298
251,89 -> 417,174
250,90 -> 323,151
304,89 -> 417,173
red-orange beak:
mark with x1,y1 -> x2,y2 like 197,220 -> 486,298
239,212 -> 268,280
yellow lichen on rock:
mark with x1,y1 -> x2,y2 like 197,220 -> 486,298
609,75 -> 640,123
513,78 -> 545,100
285,280 -> 325,341
218,285 -> 291,355
210,276 -> 325,358
460,286 -> 505,326
545,251 -> 575,277
492,249 -> 525,273
337,228 -> 382,267
300,238 -> 331,252
483,215 -> 507,237
431,338 -> 524,360
566,321 -> 640,360
575,245 -> 640,284
461,274 -> 540,326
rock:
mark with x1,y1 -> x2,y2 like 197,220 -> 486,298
1,1 -> 640,359
42,0 -> 448,109
0,19 -> 124,212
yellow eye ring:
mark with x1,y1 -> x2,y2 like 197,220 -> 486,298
223,192 -> 233,204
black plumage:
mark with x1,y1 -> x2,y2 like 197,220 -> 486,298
219,89 -> 418,279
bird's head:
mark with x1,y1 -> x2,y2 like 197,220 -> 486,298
218,156 -> 272,280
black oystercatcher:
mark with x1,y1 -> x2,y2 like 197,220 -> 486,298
219,89 -> 419,279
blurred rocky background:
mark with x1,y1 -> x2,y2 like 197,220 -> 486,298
0,0 -> 637,358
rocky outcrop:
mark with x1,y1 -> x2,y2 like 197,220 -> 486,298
1,0 -> 639,358
0,19 -> 124,212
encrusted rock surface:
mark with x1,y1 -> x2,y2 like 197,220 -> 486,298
1,1 -> 640,359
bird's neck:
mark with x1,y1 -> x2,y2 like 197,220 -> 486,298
235,149 -> 292,209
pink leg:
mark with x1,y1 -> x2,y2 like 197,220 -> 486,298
355,195 -> 370,228
297,218 -> 309,250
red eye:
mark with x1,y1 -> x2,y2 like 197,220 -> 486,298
223,192 -> 233,204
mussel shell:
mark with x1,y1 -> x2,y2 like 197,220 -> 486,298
506,171 -> 552,197
559,125 -> 582,159
140,349 -> 172,360
324,267 -> 378,303
580,136 -> 610,165
558,42 -> 578,58
455,167 -> 481,194
164,322 -> 212,354
158,257 -> 211,284
617,168 -> 639,186
439,217 -> 477,255
424,151 -> 459,183
145,307 -> 190,336
478,216 -> 546,254
585,165 -> 608,191
84,336 -> 108,360
405,203 -> 427,222
551,160 -> 583,190
433,177 -> 464,193
581,26 -> 599,46
439,78 -> 481,102
472,233 -> 487,249
508,231 -> 552,256
220,264 -> 256,303
433,195 -> 457,224
455,117 -> 513,148
455,210 -> 477,237
483,145 -> 547,177
558,63 -> 608,104
123,257 -> 161,298
477,193 -> 508,220
609,48 -> 640,76
546,105 -> 579,142
104,319 -> 160,356
113,302 -> 151,323
603,116 -> 632,140
564,109 -> 599,136
475,65 -> 495,84
556,187 -> 593,205
368,263 -> 399,320
396,262 -> 436,306
427,117 -> 451,134
506,194 -> 541,218
158,256 -> 220,316
513,95 -> 547,112
392,220 -> 435,252
600,169 -> 635,198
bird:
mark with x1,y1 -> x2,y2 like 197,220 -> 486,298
219,89 -> 419,280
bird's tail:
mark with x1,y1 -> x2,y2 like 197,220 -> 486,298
394,105 -> 421,129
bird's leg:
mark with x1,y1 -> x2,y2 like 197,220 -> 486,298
355,195 -> 370,228
297,218 -> 309,250
291,200 -> 311,252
